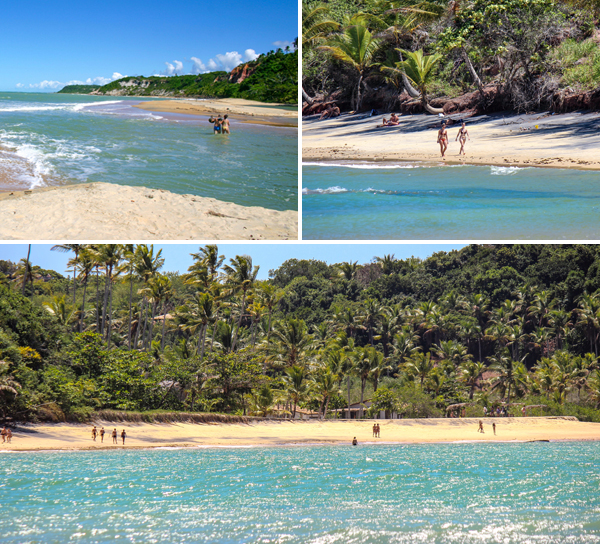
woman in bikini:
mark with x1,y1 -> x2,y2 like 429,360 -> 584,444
456,121 -> 470,155
437,122 -> 449,158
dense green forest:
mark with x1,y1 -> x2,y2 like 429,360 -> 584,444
3,244 -> 600,424
303,0 -> 600,113
66,48 -> 298,104
57,85 -> 101,94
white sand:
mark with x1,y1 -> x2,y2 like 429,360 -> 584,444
0,182 -> 297,240
1,417 -> 597,451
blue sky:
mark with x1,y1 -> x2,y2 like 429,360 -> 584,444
1,0 -> 297,91
0,244 -> 465,280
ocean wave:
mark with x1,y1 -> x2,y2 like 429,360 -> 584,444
71,100 -> 124,111
303,186 -> 348,195
303,161 -> 421,169
490,166 -> 523,176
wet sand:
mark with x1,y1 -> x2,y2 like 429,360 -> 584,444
0,182 -> 297,240
1,417 -> 597,451
303,110 -> 600,169
136,98 -> 298,127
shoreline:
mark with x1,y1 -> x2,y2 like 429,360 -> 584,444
134,98 -> 298,128
0,182 -> 297,240
302,110 -> 600,170
1,417 -> 597,452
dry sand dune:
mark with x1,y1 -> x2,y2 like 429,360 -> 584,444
0,182 -> 297,240
1,417 -> 598,452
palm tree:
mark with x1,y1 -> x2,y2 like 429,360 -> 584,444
375,254 -> 397,275
75,249 -> 95,333
282,365 -> 309,419
0,360 -> 20,420
133,245 -> 164,350
270,318 -> 314,367
319,14 -> 382,111
352,346 -> 382,418
43,295 -> 77,329
51,244 -> 84,304
222,255 -> 259,351
312,369 -> 339,419
404,351 -> 434,388
386,49 -> 443,114
576,293 -> 600,356
256,281 -> 284,339
91,245 -> 123,346
359,298 -> 385,346
459,360 -> 485,400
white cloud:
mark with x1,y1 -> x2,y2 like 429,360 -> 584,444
163,60 -> 184,76
190,57 -> 207,74
243,49 -> 259,61
273,40 -> 292,49
18,72 -> 125,91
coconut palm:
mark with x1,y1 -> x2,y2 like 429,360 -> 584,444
51,244 -> 84,303
42,295 -> 77,329
256,281 -> 284,339
404,351 -> 434,388
312,369 -> 339,419
75,249 -> 95,333
386,48 -> 443,114
0,360 -> 20,420
459,360 -> 485,400
319,14 -> 382,111
270,318 -> 314,367
222,255 -> 259,351
133,245 -> 164,350
282,364 -> 309,419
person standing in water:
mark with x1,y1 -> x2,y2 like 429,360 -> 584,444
221,114 -> 231,134
209,116 -> 222,134
455,121 -> 470,155
352,437 -> 358,446
437,121 -> 449,158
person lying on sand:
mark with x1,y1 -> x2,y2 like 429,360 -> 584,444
319,104 -> 341,120
456,121 -> 470,155
377,113 -> 400,128
437,122 -> 449,158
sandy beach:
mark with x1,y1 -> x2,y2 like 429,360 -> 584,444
135,98 -> 298,127
0,182 -> 297,240
1,417 -> 598,452
303,110 -> 600,169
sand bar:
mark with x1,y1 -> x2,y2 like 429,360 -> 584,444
0,182 -> 297,240
1,417 -> 598,452
303,111 -> 600,169
135,98 -> 298,127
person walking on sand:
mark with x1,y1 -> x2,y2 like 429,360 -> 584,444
121,429 -> 127,445
492,422 -> 496,435
112,428 -> 118,444
99,427 -> 105,443
92,426 -> 97,441
373,423 -> 377,437
478,420 -> 485,433
376,423 -> 381,438
1,427 -> 6,443
437,122 -> 449,158
6,428 -> 12,443
455,121 -> 470,155
221,114 -> 231,134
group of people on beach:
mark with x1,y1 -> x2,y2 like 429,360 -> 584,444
437,120 -> 470,158
1,427 -> 12,443
478,420 -> 497,435
92,426 -> 126,445
208,115 -> 231,134
372,423 -> 381,437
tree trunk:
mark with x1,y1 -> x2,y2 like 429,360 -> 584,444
355,74 -> 364,111
397,50 -> 421,98
134,299 -> 144,350
95,267 -> 100,333
128,278 -> 134,350
200,325 -> 208,363
347,375 -> 351,419
107,283 -> 114,348
423,99 -> 444,115
360,379 -> 366,419
231,292 -> 246,351
101,274 -> 109,338
80,280 -> 88,333
160,301 -> 167,352
22,244 -> 31,297
461,47 -> 484,96
302,87 -> 314,105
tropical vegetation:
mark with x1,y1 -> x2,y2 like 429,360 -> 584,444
3,244 -> 600,423
303,0 -> 600,112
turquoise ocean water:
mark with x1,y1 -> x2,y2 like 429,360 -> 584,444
302,162 -> 600,238
1,442 -> 599,543
0,93 -> 297,211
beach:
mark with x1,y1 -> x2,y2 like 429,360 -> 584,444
135,97 -> 298,127
0,182 -> 297,240
2,417 -> 597,451
303,110 -> 600,169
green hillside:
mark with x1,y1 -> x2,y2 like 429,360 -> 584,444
57,85 -> 101,94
